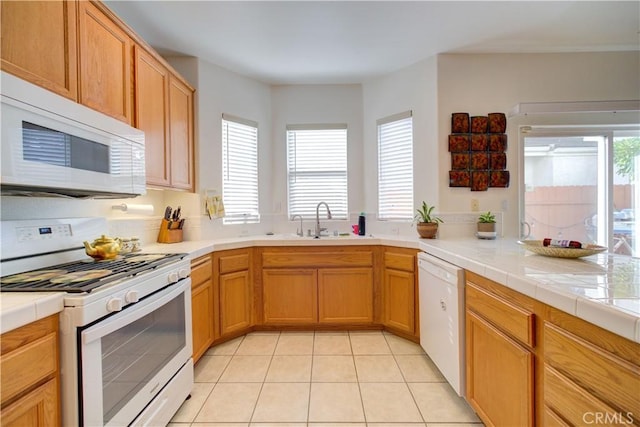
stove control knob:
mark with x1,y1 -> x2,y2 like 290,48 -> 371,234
125,290 -> 139,304
178,268 -> 189,279
107,297 -> 123,312
168,272 -> 179,283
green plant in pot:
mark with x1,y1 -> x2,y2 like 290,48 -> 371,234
477,211 -> 497,239
414,202 -> 443,239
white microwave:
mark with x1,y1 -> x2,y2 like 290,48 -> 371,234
1,72 -> 145,198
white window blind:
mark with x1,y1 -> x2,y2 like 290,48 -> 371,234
377,111 -> 414,220
222,114 -> 259,224
287,124 -> 348,220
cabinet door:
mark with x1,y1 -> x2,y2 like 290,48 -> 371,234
318,268 -> 373,323
220,270 -> 252,336
466,310 -> 534,427
1,0 -> 77,101
168,75 -> 194,191
263,269 -> 317,324
383,268 -> 415,334
0,378 -> 59,427
78,1 -> 132,123
134,46 -> 171,187
191,280 -> 214,363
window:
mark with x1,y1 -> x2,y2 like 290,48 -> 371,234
222,114 -> 259,224
522,126 -> 639,256
377,111 -> 414,220
286,124 -> 348,219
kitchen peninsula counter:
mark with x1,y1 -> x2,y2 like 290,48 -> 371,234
2,235 -> 638,343
146,235 -> 640,344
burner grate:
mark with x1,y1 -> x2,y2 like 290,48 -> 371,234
0,253 -> 186,293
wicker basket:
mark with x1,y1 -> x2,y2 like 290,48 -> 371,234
518,240 -> 607,258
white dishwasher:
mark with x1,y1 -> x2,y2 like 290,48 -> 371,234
418,252 -> 465,396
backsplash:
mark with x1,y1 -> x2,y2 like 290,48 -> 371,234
1,191 -> 503,249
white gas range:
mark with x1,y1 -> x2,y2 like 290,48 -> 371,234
1,218 -> 194,426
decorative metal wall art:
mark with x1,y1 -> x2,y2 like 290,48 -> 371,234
448,112 -> 509,191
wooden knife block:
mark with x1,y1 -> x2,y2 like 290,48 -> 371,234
157,219 -> 183,243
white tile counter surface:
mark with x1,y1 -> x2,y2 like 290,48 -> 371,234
0,292 -> 64,334
2,234 -> 639,344
418,238 -> 640,344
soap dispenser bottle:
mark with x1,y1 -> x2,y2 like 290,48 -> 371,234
358,212 -> 366,236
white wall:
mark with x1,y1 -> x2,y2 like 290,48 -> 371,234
2,51 -> 637,243
167,57 -> 273,238
362,57 -> 438,236
270,84 -> 364,235
437,51 -> 640,237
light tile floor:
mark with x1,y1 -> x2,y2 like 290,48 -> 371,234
169,330 -> 483,427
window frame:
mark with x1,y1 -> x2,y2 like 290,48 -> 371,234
377,111 -> 414,221
221,113 -> 260,224
286,124 -> 349,220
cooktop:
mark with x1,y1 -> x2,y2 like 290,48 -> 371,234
0,253 -> 186,293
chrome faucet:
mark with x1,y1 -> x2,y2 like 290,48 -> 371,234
291,214 -> 303,237
315,202 -> 332,238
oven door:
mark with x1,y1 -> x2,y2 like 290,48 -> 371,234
80,279 -> 192,427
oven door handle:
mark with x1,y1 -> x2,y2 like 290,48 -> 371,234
82,279 -> 190,344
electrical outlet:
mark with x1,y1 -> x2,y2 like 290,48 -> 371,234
471,199 -> 480,212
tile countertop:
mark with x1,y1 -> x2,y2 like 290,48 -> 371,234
418,238 -> 640,344
2,234 -> 638,344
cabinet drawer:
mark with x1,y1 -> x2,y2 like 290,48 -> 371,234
544,365 -> 618,426
191,255 -> 212,286
262,251 -> 373,268
1,332 -> 57,404
384,252 -> 415,272
544,322 -> 640,418
466,282 -> 534,347
219,253 -> 250,274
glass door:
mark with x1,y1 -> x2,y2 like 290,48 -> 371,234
522,127 -> 639,256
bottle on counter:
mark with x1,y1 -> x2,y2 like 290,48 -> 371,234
358,212 -> 366,236
543,238 -> 582,249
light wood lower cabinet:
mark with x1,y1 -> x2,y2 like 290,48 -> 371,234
382,248 -> 418,337
465,272 -> 535,427
260,247 -> 375,326
1,315 -> 60,427
191,254 -> 214,363
466,310 -> 534,427
466,270 -> 640,427
1,0 -> 78,101
215,249 -> 252,338
543,314 -> 640,426
318,268 -> 373,323
263,269 -> 318,324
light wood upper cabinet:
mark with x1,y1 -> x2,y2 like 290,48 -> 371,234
168,76 -> 194,190
134,46 -> 171,187
77,1 -> 132,124
134,46 -> 194,191
1,0 -> 78,101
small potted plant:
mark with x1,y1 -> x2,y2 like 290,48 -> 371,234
414,201 -> 443,239
477,211 -> 496,239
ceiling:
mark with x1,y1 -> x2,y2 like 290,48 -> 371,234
105,1 -> 640,85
